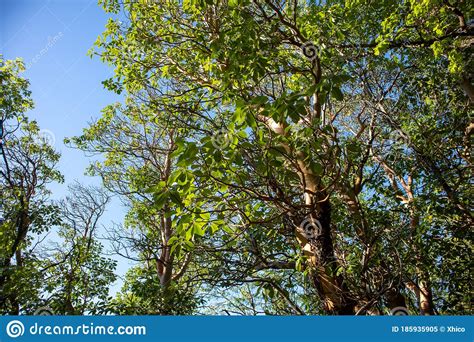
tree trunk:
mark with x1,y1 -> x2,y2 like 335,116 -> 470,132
418,278 -> 435,315
296,195 -> 356,315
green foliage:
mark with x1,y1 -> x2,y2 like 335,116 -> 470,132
107,266 -> 202,315
0,56 -> 63,314
3,0 -> 472,315
78,0 -> 472,315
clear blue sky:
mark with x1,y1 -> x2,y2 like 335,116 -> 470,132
1,0 -> 131,293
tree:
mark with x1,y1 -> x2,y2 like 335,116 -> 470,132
41,182 -> 117,315
68,99 -> 205,314
76,0 -> 472,315
0,57 -> 63,314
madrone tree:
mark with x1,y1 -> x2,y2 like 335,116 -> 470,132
82,0 -> 472,315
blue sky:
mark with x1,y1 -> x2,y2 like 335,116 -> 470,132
1,0 -> 131,293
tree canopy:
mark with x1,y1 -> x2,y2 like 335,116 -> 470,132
1,0 -> 473,315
